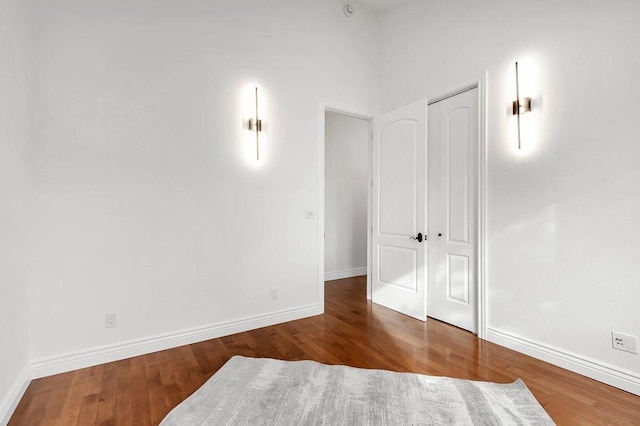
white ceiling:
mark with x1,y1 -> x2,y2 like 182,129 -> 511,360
354,0 -> 413,11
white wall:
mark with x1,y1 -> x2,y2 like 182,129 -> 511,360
0,0 -> 32,420
379,0 -> 640,388
324,111 -> 369,280
28,0 -> 379,364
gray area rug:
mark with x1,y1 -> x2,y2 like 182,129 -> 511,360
161,356 -> 554,425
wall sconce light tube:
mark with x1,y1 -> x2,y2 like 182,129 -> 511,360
248,87 -> 262,160
512,61 -> 531,149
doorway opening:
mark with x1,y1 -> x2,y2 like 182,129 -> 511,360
323,110 -> 371,290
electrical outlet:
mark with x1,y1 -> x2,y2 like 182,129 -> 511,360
612,332 -> 638,354
105,313 -> 117,328
270,288 -> 278,300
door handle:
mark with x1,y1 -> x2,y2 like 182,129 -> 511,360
410,232 -> 425,243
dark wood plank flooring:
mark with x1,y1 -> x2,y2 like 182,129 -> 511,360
9,276 -> 640,424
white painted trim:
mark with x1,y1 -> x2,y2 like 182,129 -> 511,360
30,304 -> 320,379
425,72 -> 488,339
366,120 -> 373,301
0,366 -> 31,425
324,107 -> 372,121
487,327 -> 640,396
477,72 -> 489,340
324,267 -> 367,281
318,104 -> 327,314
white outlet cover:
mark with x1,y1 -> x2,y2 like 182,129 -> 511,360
105,313 -> 117,328
612,331 -> 638,354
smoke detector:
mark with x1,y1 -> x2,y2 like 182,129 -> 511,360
343,4 -> 354,17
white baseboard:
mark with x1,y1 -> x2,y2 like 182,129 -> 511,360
31,304 -> 320,380
486,327 -> 640,396
324,267 -> 366,281
0,366 -> 31,426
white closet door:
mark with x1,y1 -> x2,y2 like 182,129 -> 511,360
427,88 -> 479,333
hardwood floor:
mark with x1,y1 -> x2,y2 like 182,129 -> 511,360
10,276 -> 640,425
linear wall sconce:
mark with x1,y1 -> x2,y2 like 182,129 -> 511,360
248,86 -> 263,160
512,61 -> 531,149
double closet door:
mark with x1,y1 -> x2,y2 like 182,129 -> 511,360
371,87 -> 478,333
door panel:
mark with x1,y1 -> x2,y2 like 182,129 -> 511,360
372,100 -> 427,321
379,121 -> 417,236
448,108 -> 470,244
378,245 -> 417,291
427,88 -> 478,333
448,254 -> 470,304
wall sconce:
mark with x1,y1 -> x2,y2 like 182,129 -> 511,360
248,86 -> 263,160
512,61 -> 531,149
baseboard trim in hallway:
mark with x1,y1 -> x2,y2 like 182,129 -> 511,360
324,268 -> 367,281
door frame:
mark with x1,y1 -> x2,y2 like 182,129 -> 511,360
318,104 -> 373,313
425,72 -> 488,339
